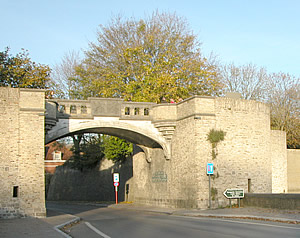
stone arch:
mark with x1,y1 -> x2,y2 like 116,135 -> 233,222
46,119 -> 171,160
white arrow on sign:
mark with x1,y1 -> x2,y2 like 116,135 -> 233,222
223,188 -> 244,199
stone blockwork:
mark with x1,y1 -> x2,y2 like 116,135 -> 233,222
271,131 -> 287,193
287,149 -> 300,193
47,158 -> 133,202
211,98 -> 274,206
47,95 -> 287,209
1,88 -> 289,216
128,96 -> 288,209
128,146 -> 172,207
243,193 -> 300,210
0,87 -> 46,218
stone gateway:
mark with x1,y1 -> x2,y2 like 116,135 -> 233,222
0,87 -> 288,218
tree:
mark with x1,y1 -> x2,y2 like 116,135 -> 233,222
0,47 -> 50,89
221,62 -> 300,148
74,11 -> 221,102
268,72 -> 299,148
62,11 -> 221,164
220,63 -> 269,101
50,50 -> 82,99
102,135 -> 133,162
65,134 -> 105,170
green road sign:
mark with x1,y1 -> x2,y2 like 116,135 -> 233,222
223,189 -> 244,199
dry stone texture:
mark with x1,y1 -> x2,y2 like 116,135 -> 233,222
0,88 -> 46,218
1,88 -> 293,216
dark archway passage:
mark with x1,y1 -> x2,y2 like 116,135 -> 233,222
45,126 -> 163,204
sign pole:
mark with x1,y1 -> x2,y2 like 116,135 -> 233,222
115,186 -> 118,204
206,163 -> 213,209
113,173 -> 120,205
208,174 -> 211,209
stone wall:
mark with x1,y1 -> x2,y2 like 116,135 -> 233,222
1,88 -> 289,214
130,96 -> 286,209
129,146 -> 172,206
287,149 -> 300,193
47,158 -> 133,202
0,87 -> 46,218
242,193 -> 300,210
211,98 -> 273,207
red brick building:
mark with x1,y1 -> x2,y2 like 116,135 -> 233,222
45,141 -> 72,173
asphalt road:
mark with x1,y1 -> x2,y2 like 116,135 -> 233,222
47,203 -> 300,238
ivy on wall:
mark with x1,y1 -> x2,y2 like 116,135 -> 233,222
207,129 -> 226,203
207,129 -> 226,160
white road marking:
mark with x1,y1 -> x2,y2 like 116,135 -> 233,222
85,222 -> 112,238
173,215 -> 300,230
54,216 -> 80,238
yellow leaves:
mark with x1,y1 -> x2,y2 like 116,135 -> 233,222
0,48 -> 50,89
73,12 -> 223,102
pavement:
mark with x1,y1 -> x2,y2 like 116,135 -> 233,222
0,202 -> 299,238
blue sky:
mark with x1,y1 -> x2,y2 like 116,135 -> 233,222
2,0 -> 300,77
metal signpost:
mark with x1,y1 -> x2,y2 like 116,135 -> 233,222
113,173 -> 119,204
207,163 -> 214,208
223,188 -> 244,208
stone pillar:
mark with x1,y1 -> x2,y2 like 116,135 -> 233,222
0,87 -> 46,218
271,130 -> 288,193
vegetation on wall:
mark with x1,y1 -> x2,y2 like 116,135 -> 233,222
207,129 -> 225,203
211,187 -> 218,201
207,129 -> 226,160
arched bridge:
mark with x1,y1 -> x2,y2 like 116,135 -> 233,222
1,87 -> 288,218
45,98 -> 176,160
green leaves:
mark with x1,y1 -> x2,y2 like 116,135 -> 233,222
207,129 -> 226,160
207,129 -> 226,145
0,47 -> 50,89
102,136 -> 133,163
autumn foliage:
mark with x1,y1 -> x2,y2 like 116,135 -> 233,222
74,12 -> 221,102
0,48 -> 50,89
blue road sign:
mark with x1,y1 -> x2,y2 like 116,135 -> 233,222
207,163 -> 214,175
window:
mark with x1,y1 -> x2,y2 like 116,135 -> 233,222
125,107 -> 130,115
248,179 -> 251,193
81,105 -> 87,114
13,186 -> 18,198
70,105 -> 77,114
144,108 -> 149,116
53,151 -> 62,160
59,105 -> 65,113
134,108 -> 140,115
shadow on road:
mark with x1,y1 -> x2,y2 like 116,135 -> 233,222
46,201 -> 112,217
